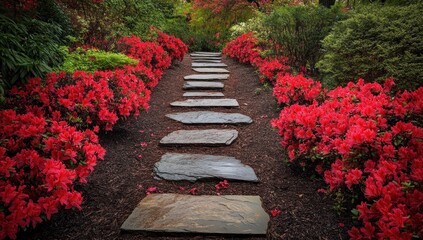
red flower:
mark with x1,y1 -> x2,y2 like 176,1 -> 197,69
270,209 -> 281,217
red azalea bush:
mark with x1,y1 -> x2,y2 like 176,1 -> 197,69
156,31 -> 188,62
223,32 -> 263,66
0,32 -> 187,238
224,31 -> 423,239
271,79 -> 423,239
8,69 -> 151,131
0,110 -> 105,239
257,58 -> 290,85
116,36 -> 171,81
273,74 -> 324,106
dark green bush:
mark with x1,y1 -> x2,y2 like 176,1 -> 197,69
317,3 -> 423,90
55,48 -> 138,73
0,15 -> 65,90
36,0 -> 73,39
264,5 -> 345,72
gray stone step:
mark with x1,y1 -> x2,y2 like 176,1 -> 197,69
184,74 -> 229,80
170,99 -> 239,108
160,129 -> 238,146
121,194 -> 269,235
183,92 -> 224,97
192,59 -> 222,63
191,53 -> 221,57
193,68 -> 229,73
193,51 -> 222,55
183,81 -> 224,90
154,153 -> 259,182
191,57 -> 222,61
166,111 -> 252,124
192,63 -> 228,68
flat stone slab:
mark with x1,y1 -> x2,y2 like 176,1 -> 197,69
192,59 -> 222,63
154,153 -> 259,182
191,57 -> 222,60
166,111 -> 252,125
193,51 -> 222,55
193,68 -> 229,73
183,81 -> 224,90
121,194 -> 269,235
184,74 -> 229,80
160,129 -> 238,146
183,92 -> 224,97
191,53 -> 221,57
170,99 -> 239,108
192,63 -> 228,68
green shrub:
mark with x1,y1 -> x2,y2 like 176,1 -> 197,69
317,3 -> 423,90
0,15 -> 65,90
263,5 -> 345,72
56,48 -> 138,73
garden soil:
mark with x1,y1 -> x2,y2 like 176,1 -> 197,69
21,55 -> 352,240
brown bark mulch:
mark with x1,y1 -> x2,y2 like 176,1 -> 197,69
20,55 -> 351,240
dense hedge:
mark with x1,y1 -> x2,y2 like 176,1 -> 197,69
264,5 -> 345,72
317,3 -> 423,90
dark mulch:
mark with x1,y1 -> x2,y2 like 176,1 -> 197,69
20,55 -> 351,240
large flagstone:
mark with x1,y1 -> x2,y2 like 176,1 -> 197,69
159,129 -> 238,146
170,99 -> 239,107
166,111 -> 252,124
183,92 -> 224,97
121,194 -> 269,235
183,81 -> 224,90
154,153 -> 259,182
184,74 -> 229,80
193,68 -> 229,73
192,62 -> 227,68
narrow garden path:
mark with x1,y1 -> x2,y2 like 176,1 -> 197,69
22,54 -> 350,239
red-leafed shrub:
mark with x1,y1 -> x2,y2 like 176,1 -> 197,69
257,58 -> 290,85
223,32 -> 263,66
8,70 -> 151,131
156,31 -> 188,62
273,74 -> 324,106
116,36 -> 171,81
0,110 -> 105,239
271,79 -> 423,239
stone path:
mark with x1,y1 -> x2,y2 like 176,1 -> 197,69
121,52 -> 269,235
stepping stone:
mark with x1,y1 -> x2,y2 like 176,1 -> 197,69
191,53 -> 221,57
160,129 -> 238,146
191,57 -> 222,61
166,111 -> 252,125
183,92 -> 224,97
121,194 -> 269,235
183,81 -> 224,90
192,63 -> 227,68
154,153 -> 259,182
170,99 -> 239,108
193,51 -> 222,55
184,74 -> 229,80
193,68 -> 229,73
192,59 -> 222,63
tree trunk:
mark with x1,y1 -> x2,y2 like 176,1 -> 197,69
319,0 -> 336,8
